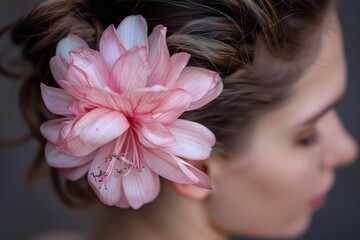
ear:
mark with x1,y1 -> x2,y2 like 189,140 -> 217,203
171,182 -> 211,201
171,159 -> 213,201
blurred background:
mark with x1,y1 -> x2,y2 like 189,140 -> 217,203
0,1 -> 359,239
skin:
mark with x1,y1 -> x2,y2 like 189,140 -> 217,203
89,9 -> 357,240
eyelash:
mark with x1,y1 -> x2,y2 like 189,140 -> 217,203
298,129 -> 320,147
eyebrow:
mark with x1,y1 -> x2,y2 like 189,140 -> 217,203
299,90 -> 345,126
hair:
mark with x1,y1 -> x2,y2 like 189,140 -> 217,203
1,0 -> 331,208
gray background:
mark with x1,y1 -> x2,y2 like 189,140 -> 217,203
0,1 -> 359,239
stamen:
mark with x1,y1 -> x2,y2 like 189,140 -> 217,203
91,154 -> 121,189
90,130 -> 146,189
120,156 -> 133,165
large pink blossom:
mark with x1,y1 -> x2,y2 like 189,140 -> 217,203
40,15 -> 223,209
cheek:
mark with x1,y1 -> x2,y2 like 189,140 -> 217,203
206,149 -> 320,237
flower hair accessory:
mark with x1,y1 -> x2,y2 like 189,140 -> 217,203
40,15 -> 223,209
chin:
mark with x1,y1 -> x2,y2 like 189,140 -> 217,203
234,215 -> 312,240
275,215 -> 312,239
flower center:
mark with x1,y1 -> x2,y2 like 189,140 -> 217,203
90,129 -> 145,189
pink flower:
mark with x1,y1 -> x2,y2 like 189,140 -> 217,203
40,15 -> 223,209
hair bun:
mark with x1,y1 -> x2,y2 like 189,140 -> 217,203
12,0 -> 102,83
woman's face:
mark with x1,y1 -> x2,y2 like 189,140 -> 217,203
205,13 -> 358,238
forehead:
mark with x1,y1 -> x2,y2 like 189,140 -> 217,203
249,11 -> 346,143
294,14 -> 345,99
286,12 -> 346,125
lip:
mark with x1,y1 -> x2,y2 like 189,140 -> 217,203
309,175 -> 335,210
310,194 -> 327,210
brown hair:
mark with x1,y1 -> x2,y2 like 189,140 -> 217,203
1,0 -> 330,208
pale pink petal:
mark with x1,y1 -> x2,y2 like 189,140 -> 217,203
88,143 -> 122,205
63,108 -> 129,156
68,101 -> 95,116
57,80 -> 93,106
60,80 -> 131,112
73,108 -> 129,144
146,25 -> 170,86
187,74 -> 223,111
60,162 -> 91,181
178,160 -> 212,189
67,48 -> 110,88
57,119 -> 74,144
56,34 -> 89,62
175,67 -> 221,107
115,184 -> 130,208
40,83 -> 76,116
117,15 -> 148,50
134,115 -> 175,148
126,87 -> 191,125
122,166 -> 160,209
40,118 -> 72,143
124,85 -> 166,112
143,148 -> 211,189
56,120 -> 99,157
163,52 -> 190,88
50,55 -> 68,86
99,25 -> 126,68
166,119 -> 215,160
45,142 -> 93,168
109,47 -> 151,93
50,34 -> 88,85
146,89 -> 191,125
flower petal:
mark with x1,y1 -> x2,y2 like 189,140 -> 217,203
175,67 -> 222,108
59,80 -> 131,113
178,160 -> 211,189
99,24 -> 126,68
40,118 -> 72,143
143,148 -> 211,189
166,119 -> 215,160
117,15 -> 148,50
62,108 -> 129,156
50,55 -> 68,86
88,143 -> 122,205
40,83 -> 76,116
135,115 -> 175,148
163,52 -> 190,88
126,87 -> 191,125
122,166 -> 160,209
146,89 -> 191,125
146,25 -> 170,86
60,162 -> 91,181
45,142 -> 94,168
67,48 -> 110,88
187,74 -> 223,111
68,101 -> 94,116
50,34 -> 88,85
56,34 -> 89,62
115,184 -> 130,208
72,109 -> 130,144
109,47 -> 151,93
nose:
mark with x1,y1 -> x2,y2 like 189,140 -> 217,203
321,111 -> 358,170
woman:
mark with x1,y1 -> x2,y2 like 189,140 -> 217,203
1,0 -> 357,239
